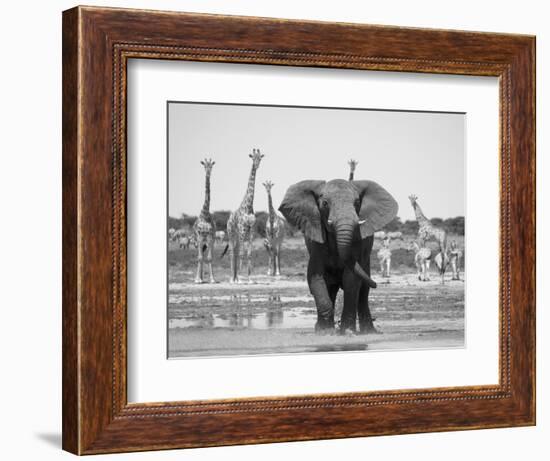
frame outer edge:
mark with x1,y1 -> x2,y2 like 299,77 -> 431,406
63,6 -> 536,454
62,6 -> 81,455
501,37 -> 535,424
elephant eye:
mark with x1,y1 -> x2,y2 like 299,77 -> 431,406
321,200 -> 329,208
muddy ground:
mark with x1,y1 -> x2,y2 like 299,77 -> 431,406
168,236 -> 465,358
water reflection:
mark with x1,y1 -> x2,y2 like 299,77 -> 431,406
169,307 -> 316,330
314,344 -> 368,352
168,287 -> 464,333
266,308 -> 284,328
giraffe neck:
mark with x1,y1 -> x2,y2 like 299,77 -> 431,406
267,191 -> 276,231
412,202 -> 430,225
240,165 -> 257,213
348,170 -> 354,181
200,172 -> 211,217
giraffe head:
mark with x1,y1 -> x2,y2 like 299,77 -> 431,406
408,194 -> 418,206
249,148 -> 264,169
200,158 -> 215,175
348,159 -> 358,171
263,180 -> 274,193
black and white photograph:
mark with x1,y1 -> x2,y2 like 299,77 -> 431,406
167,102 -> 466,358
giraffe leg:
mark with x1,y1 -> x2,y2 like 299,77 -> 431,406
422,261 -> 430,282
237,240 -> 245,284
245,237 -> 254,283
266,241 -> 273,276
275,245 -> 281,276
387,258 -> 391,278
194,238 -> 204,284
272,245 -> 277,276
229,240 -> 238,283
234,241 -> 241,284
206,237 -> 215,284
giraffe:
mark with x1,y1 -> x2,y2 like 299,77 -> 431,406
262,180 -> 285,276
408,194 -> 449,283
377,236 -> 392,278
193,158 -> 216,283
449,240 -> 462,280
226,148 -> 264,283
348,159 -> 358,181
410,240 -> 432,281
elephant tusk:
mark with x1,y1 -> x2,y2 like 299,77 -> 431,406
353,262 -> 377,288
358,219 -> 366,225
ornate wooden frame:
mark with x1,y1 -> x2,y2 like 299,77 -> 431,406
62,6 -> 535,455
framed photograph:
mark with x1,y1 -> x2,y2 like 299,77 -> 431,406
62,6 -> 535,455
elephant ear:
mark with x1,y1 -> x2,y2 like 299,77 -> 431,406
279,180 -> 326,243
352,180 -> 399,239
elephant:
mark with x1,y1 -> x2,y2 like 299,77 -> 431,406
279,179 -> 398,334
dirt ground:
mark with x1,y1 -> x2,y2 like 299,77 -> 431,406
168,236 -> 465,358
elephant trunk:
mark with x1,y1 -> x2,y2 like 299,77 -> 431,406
335,220 -> 355,264
335,218 -> 377,289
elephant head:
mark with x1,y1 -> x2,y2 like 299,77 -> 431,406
279,179 -> 398,285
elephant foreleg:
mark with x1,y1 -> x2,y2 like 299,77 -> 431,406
358,282 -> 378,334
308,272 -> 335,333
340,269 -> 360,334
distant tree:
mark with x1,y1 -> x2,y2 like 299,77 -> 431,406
255,211 -> 269,237
212,210 -> 231,230
444,216 -> 465,235
167,213 -> 196,233
401,220 -> 419,235
168,216 -> 183,230
182,215 -> 196,228
383,216 -> 402,232
430,217 -> 444,227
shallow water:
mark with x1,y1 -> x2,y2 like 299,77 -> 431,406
169,291 -> 464,332
169,307 -> 313,330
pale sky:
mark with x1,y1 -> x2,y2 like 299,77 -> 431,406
168,102 -> 464,221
